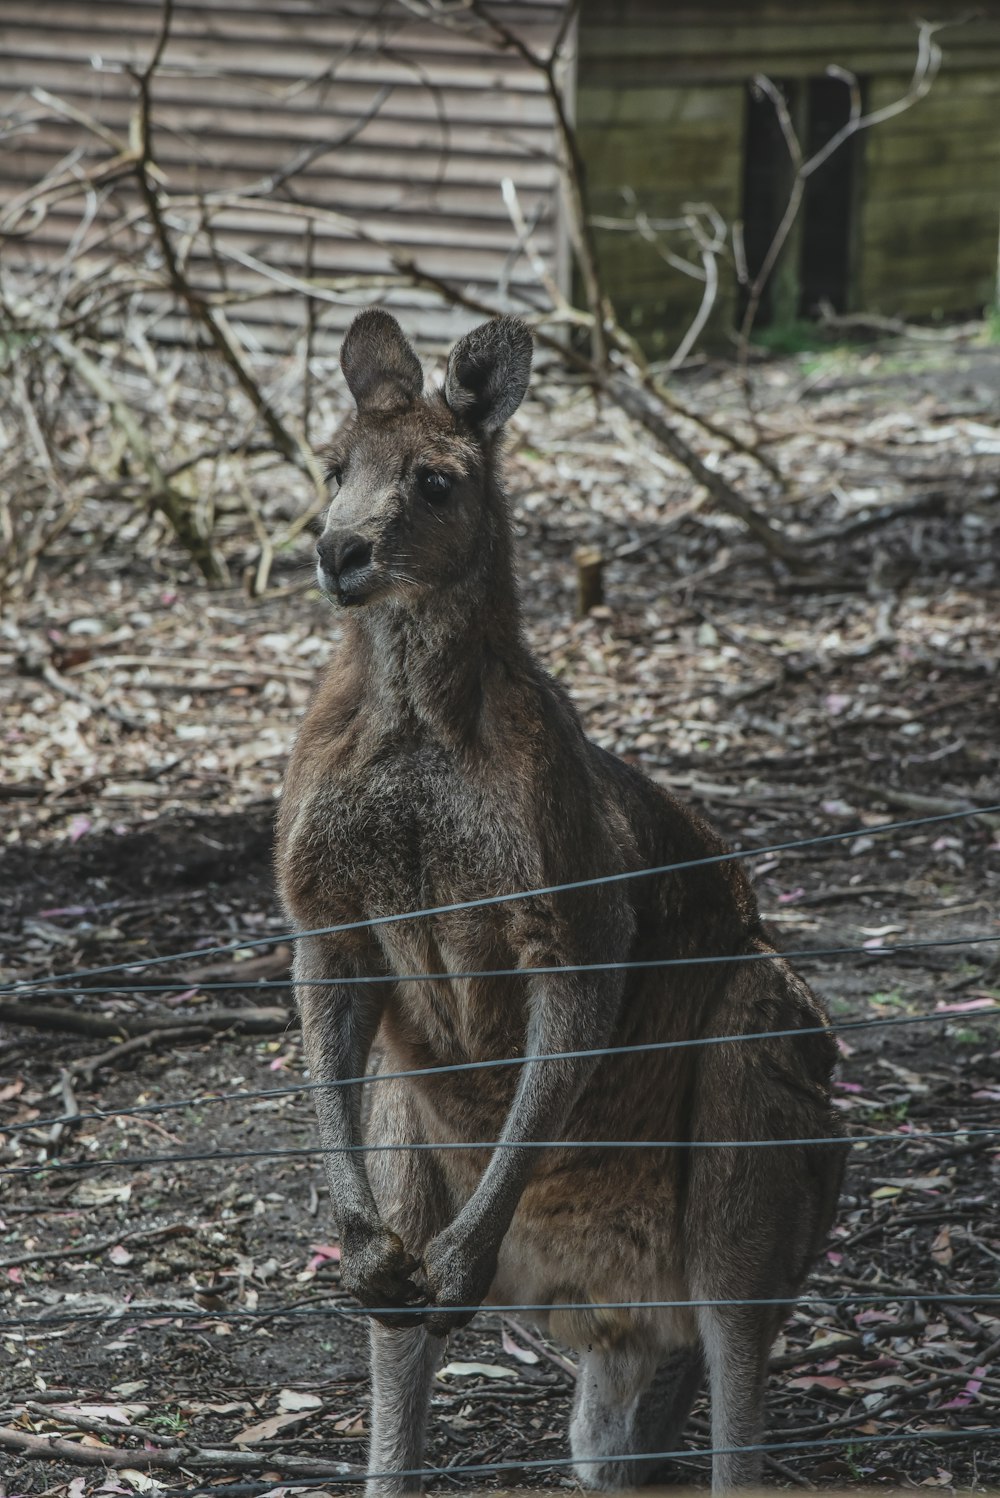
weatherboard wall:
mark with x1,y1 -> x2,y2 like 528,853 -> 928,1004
0,0 -> 565,351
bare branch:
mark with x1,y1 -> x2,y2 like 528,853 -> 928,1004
105,0 -> 324,517
465,0 -> 611,367
45,328 -> 225,583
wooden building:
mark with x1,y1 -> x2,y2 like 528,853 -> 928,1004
1,0 -> 997,356
577,0 -> 1000,350
0,0 -> 564,351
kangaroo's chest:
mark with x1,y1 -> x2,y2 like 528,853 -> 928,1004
284,740 -> 528,931
286,743 -> 533,1068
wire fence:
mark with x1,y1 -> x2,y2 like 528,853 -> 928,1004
16,928 -> 1000,1002
2,802 -> 997,996
2,802 -> 998,1487
4,1124 -> 1000,1182
156,1428 -> 1000,1498
4,1291 -> 1000,1337
1,996 -> 995,1140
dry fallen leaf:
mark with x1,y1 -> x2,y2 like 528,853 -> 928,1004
501,1327 -> 539,1365
183,1400 -> 250,1415
119,1472 -> 167,1495
438,1361 -> 517,1381
332,1412 -> 365,1436
71,1181 -> 132,1207
53,1402 -> 149,1425
277,1390 -> 323,1413
234,1410 -> 314,1447
930,1226 -> 953,1265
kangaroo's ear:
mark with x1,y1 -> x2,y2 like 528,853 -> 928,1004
443,317 -> 533,434
341,309 -> 424,410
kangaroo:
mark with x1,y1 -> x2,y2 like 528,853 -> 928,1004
276,309 -> 846,1495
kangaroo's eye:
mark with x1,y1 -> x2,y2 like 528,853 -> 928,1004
327,463 -> 344,489
418,469 -> 452,503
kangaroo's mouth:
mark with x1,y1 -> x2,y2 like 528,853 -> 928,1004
336,576 -> 374,606
316,557 -> 378,607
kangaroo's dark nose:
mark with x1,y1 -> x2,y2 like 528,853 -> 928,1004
318,532 -> 373,582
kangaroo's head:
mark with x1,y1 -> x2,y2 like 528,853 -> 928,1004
316,309 -> 532,608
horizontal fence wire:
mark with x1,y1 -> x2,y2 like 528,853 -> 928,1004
4,1125 -> 998,1180
6,1291 -> 1000,1336
154,1427 -> 1000,1497
2,803 -> 998,996
20,929 -> 1000,1000
4,1000 -> 997,1139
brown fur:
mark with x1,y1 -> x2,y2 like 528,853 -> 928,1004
275,311 -> 846,1494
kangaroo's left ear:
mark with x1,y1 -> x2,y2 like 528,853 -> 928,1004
443,317 -> 533,434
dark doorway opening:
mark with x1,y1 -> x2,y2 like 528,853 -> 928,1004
799,76 -> 858,317
739,78 -> 797,328
739,75 -> 861,327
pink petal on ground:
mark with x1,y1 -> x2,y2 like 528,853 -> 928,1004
162,988 -> 200,1007
941,1369 -> 987,1409
309,1243 -> 341,1264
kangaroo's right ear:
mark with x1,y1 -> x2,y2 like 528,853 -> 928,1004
340,309 -> 424,411
444,316 -> 533,434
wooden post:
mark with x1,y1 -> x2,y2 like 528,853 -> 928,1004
574,544 -> 605,616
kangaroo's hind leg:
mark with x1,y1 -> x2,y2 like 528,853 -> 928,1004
688,959 -> 845,1492
570,1341 -> 658,1491
364,1073 -> 452,1496
631,1343 -> 705,1478
570,1338 -> 702,1490
367,1324 -> 443,1494
696,1301 -> 780,1492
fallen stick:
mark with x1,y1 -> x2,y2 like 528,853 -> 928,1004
851,783 -> 996,821
24,1400 -> 174,1449
0,1218 -> 195,1272
0,1002 -> 292,1040
501,1315 -> 577,1379
40,662 -> 142,731
69,1025 -> 218,1080
0,1424 -> 359,1476
769,1319 -> 923,1371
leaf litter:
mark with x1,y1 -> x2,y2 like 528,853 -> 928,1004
1,341 -> 999,1492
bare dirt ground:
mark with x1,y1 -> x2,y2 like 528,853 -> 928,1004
1,338 -> 999,1497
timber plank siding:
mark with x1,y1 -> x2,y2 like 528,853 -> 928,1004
4,1 -> 998,360
0,0 -> 565,351
577,0 -> 1000,353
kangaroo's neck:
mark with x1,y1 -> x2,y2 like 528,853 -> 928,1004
350,515 -> 528,751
